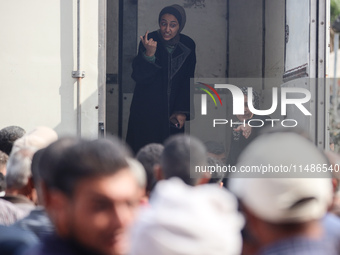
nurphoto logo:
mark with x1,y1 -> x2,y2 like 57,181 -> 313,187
197,83 -> 312,128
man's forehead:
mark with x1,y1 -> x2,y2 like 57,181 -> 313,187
73,169 -> 139,199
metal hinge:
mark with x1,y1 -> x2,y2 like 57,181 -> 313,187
72,71 -> 85,78
285,25 -> 289,43
98,122 -> 105,137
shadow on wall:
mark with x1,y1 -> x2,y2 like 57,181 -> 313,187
57,0 -> 75,135
54,88 -> 99,139
55,1 -> 99,139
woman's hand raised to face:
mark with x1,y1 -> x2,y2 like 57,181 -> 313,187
140,31 -> 157,57
234,124 -> 252,139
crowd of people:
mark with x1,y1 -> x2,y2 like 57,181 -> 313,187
0,124 -> 339,255
0,4 -> 338,255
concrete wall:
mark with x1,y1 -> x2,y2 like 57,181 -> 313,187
0,0 -> 100,138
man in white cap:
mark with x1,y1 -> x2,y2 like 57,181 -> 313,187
129,177 -> 244,255
229,131 -> 337,254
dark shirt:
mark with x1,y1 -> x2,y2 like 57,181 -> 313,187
23,233 -> 105,255
258,214 -> 340,255
259,237 -> 337,255
0,224 -> 38,255
12,207 -> 54,240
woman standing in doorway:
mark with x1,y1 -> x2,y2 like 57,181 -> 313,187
126,4 -> 196,153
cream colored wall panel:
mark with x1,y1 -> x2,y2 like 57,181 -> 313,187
0,0 -> 99,138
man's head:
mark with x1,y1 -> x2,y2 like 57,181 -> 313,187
204,141 -> 226,163
0,126 -> 25,155
157,134 -> 208,186
229,131 -> 333,246
5,148 -> 36,202
130,178 -> 244,255
136,143 -> 164,195
40,137 -> 141,255
5,126 -> 58,204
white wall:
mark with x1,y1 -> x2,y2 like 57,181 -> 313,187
0,0 -> 100,138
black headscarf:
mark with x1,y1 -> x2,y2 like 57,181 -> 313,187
158,4 -> 186,47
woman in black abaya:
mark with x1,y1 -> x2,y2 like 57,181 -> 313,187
126,4 -> 196,153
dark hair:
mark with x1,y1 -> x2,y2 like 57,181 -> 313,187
38,137 -> 78,187
0,172 -> 5,192
161,134 -> 207,186
39,137 -> 131,196
204,141 -> 225,155
0,126 -> 26,155
136,143 -> 164,193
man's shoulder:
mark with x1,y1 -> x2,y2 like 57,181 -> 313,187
323,213 -> 340,240
23,235 -> 75,255
0,225 -> 39,255
260,236 -> 337,255
14,208 -> 54,239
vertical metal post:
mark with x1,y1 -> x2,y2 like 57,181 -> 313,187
316,0 -> 327,149
77,0 -> 81,136
333,34 -> 338,120
72,0 -> 85,136
98,0 -> 107,137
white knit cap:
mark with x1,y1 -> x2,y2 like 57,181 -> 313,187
11,126 -> 58,154
130,178 -> 244,255
229,132 -> 333,223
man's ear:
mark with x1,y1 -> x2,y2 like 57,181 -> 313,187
19,176 -> 37,203
332,178 -> 339,193
27,176 -> 37,203
43,186 -> 68,215
154,164 -> 164,181
45,188 -> 71,238
196,172 -> 211,185
41,181 -> 50,208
